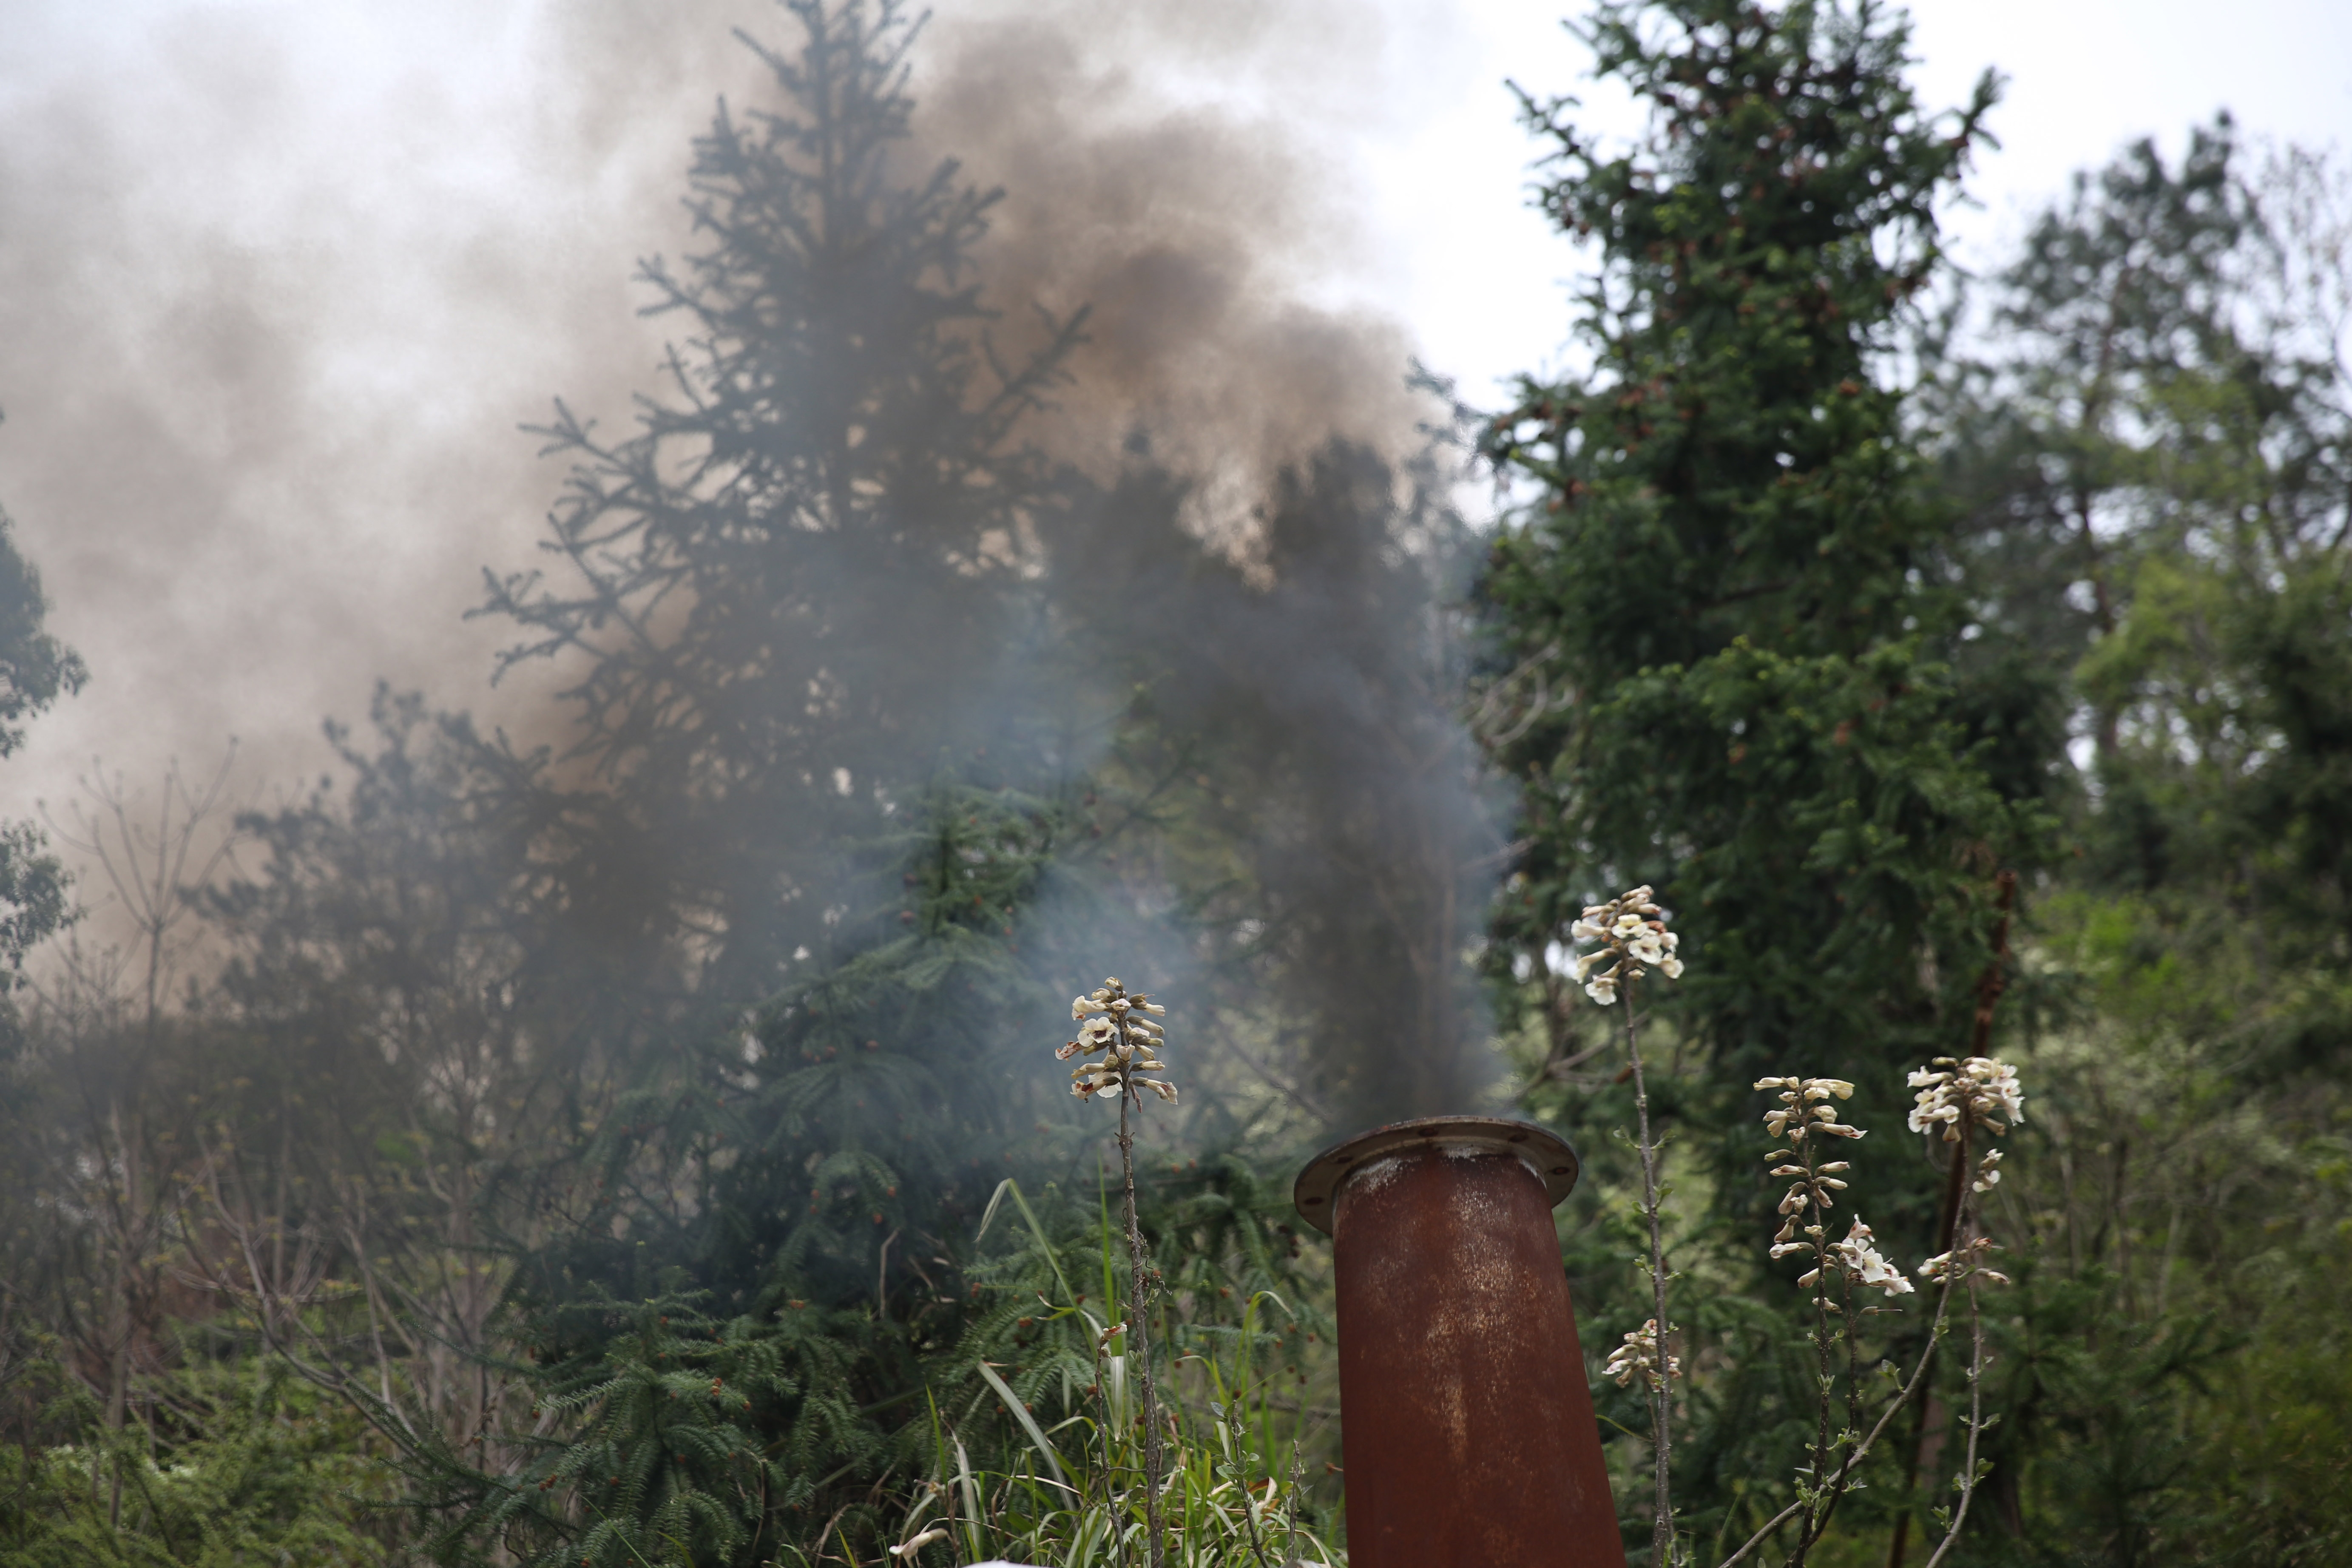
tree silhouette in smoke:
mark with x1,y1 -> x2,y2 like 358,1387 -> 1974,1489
478,0 -> 1085,1004
0,488 -> 85,1032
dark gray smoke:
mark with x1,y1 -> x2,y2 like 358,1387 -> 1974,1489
0,0 -> 1506,1124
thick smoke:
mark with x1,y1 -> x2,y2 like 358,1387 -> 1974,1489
0,0 -> 1506,1124
912,1 -> 1432,542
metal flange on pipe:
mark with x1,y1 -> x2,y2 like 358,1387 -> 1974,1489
1294,1115 -> 1626,1568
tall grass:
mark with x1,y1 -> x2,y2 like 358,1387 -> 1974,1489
841,1178 -> 1339,1568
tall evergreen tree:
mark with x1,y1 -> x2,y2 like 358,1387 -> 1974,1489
478,0 -> 1085,1008
442,8 -> 1194,1558
1479,0 -> 2047,1127
1476,3 -> 2058,1550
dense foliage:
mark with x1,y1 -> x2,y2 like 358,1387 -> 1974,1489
1477,4 -> 2352,1563
1,0 -> 2346,1564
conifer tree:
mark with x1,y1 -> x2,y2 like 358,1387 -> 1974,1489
439,7 -> 1181,1558
1480,0 -> 2046,1125
478,0 -> 1084,1007
1477,8 -> 2058,1545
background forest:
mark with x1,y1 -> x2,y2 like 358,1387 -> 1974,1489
0,0 -> 2346,1564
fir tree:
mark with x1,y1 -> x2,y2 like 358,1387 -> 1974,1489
477,0 -> 1085,1008
436,6 -> 1190,1558
1477,2 -> 2057,1548
1479,0 -> 2045,1125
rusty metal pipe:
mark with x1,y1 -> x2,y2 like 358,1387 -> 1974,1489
1294,1116 -> 1625,1568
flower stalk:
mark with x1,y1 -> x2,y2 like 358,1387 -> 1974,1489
1572,885 -> 1684,1565
1752,1076 -> 1909,1564
1062,978 -> 1177,1568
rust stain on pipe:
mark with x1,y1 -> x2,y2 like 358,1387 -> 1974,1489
1295,1116 -> 1625,1568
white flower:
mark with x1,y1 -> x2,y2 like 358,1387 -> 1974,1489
1907,1056 -> 2026,1140
1603,1319 -> 1679,1390
1831,1218 -> 1914,1297
1907,1103 -> 1962,1134
1568,886 -> 1686,999
1056,979 -> 1176,1109
1965,1057 -> 2026,1128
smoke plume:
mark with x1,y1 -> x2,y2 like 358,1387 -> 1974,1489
0,0 -> 1507,1122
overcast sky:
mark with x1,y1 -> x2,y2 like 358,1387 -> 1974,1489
1,0 -> 2345,944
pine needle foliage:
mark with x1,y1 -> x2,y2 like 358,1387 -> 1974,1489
434,783 -> 1332,1565
1478,2 -> 2064,1552
448,785 -> 1061,1557
475,0 -> 1086,1006
1478,0 -> 2054,1148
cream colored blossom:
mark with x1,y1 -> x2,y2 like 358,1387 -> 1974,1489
1757,1076 -> 1865,1145
1761,1078 -> 1894,1293
1604,1318 -> 1680,1390
889,1528 -> 948,1558
1907,1056 -> 2025,1141
1569,886 -> 1684,1006
1830,1218 -> 1914,1297
1062,977 -> 1176,1111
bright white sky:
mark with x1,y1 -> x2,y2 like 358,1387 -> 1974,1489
1355,0 -> 2352,401
0,0 -> 2345,926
